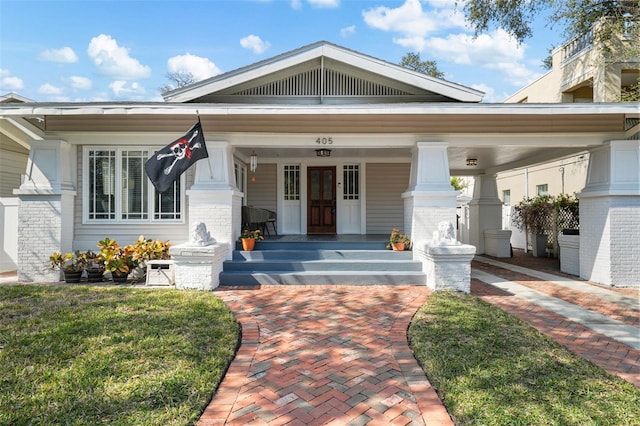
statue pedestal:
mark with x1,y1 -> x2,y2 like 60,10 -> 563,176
416,242 -> 476,293
169,243 -> 228,290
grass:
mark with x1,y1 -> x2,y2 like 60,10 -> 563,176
408,291 -> 640,426
0,285 -> 239,426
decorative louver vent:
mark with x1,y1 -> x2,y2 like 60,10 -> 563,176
231,67 -> 412,97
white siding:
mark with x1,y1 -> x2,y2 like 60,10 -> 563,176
0,137 -> 29,197
246,164 -> 277,211
72,146 -> 191,251
366,163 -> 409,234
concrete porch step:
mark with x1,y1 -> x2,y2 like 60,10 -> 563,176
223,259 -> 422,272
232,249 -> 414,261
219,270 -> 426,286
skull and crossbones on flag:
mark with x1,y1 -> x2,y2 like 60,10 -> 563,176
145,120 -> 209,192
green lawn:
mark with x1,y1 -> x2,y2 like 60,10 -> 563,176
0,285 -> 239,426
408,291 -> 640,426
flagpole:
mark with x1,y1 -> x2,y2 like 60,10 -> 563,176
198,113 -> 214,180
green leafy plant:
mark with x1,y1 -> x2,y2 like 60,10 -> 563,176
386,228 -> 411,250
49,250 -> 89,272
239,229 -> 264,240
97,238 -> 139,276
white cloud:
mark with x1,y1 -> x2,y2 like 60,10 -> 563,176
109,80 -> 146,97
68,76 -> 92,91
484,62 -> 543,88
87,34 -> 151,80
424,29 -> 525,65
38,47 -> 78,63
1,73 -> 24,91
240,35 -> 271,54
291,0 -> 302,10
308,0 -> 339,8
363,0 -> 463,44
167,53 -> 222,82
37,83 -> 63,95
340,25 -> 356,38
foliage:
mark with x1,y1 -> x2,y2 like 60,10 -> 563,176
399,52 -> 445,78
450,176 -> 468,191
408,291 -> 640,425
386,228 -> 412,250
97,236 -> 170,276
459,0 -> 639,46
161,71 -> 196,94
239,229 -> 264,240
0,285 -> 239,426
620,77 -> 640,101
97,237 -> 139,275
49,250 -> 90,272
131,235 -> 171,265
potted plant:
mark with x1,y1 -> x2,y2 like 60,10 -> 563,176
49,250 -> 88,283
129,235 -> 171,281
84,250 -> 105,282
513,195 -> 553,257
97,238 -> 139,284
239,229 -> 264,251
386,228 -> 411,251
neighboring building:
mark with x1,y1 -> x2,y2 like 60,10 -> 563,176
497,24 -> 639,250
505,24 -> 639,103
1,41 -> 638,287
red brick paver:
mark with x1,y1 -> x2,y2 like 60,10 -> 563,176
199,285 -> 452,426
472,254 -> 640,388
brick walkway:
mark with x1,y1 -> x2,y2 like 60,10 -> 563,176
198,251 -> 639,425
471,253 -> 640,388
199,285 -> 452,426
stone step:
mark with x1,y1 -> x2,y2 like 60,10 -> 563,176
218,270 -> 426,286
232,249 -> 413,261
223,259 -> 422,272
235,240 -> 388,251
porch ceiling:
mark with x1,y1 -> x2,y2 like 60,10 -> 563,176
235,145 -> 587,175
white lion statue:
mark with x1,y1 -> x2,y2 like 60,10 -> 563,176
189,222 -> 215,246
431,221 -> 459,245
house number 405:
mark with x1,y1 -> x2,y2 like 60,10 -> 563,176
316,137 -> 333,145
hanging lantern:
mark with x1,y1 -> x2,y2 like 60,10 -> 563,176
250,151 -> 257,172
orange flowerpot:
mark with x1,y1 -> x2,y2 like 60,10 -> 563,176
241,238 -> 256,251
391,242 -> 405,251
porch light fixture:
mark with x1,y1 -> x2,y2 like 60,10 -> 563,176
466,158 -> 478,166
316,148 -> 332,157
250,151 -> 257,172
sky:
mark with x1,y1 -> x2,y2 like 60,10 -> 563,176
0,0 -> 562,103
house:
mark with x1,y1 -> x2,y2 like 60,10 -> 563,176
0,93 -> 35,272
1,41 -> 638,287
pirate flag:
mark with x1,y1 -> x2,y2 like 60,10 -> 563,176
145,120 -> 208,192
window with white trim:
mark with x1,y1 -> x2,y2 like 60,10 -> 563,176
502,189 -> 511,205
343,164 -> 359,200
284,165 -> 300,200
536,184 -> 548,196
85,147 -> 183,222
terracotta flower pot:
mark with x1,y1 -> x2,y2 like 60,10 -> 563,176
391,242 -> 405,251
241,238 -> 256,251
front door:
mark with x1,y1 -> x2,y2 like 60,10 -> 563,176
307,166 -> 336,234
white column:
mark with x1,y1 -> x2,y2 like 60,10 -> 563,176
186,141 -> 242,259
13,140 -> 76,282
468,174 -> 503,254
402,142 -> 458,249
578,140 -> 640,287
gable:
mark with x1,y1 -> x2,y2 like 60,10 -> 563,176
165,42 -> 483,104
